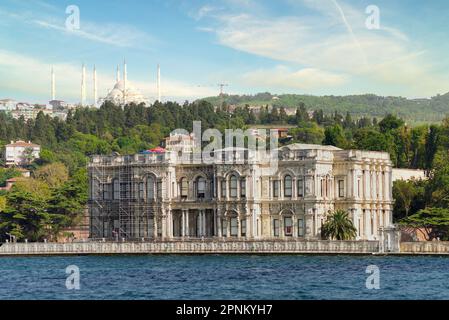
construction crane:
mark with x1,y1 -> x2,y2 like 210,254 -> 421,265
196,83 -> 230,96
217,83 -> 229,96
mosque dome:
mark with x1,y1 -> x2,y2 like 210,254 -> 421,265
104,80 -> 148,106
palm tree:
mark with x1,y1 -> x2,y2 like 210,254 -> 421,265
321,210 -> 357,240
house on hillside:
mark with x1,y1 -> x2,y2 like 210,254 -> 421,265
5,140 -> 41,166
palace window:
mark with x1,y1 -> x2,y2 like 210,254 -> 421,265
273,180 -> 279,198
113,179 -> 120,200
157,181 -> 162,199
147,177 -> 155,201
230,175 -> 238,198
210,180 -> 214,198
180,178 -> 188,198
222,219 -> 227,237
297,179 -> 304,197
230,217 -> 238,236
221,179 -> 226,198
103,183 -> 110,200
197,177 -> 206,199
298,218 -> 305,237
338,180 -> 345,198
138,182 -> 145,200
121,182 -> 130,199
273,219 -> 280,237
284,217 -> 293,236
240,178 -> 246,198
284,175 -> 292,198
241,219 -> 247,237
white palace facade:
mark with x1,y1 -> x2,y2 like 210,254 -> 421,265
88,143 -> 394,241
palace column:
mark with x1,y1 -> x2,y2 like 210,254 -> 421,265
213,209 -> 217,237
379,167 -> 384,200
153,215 -> 158,239
185,210 -> 190,237
237,215 -> 241,238
181,210 -> 185,237
197,210 -> 202,237
347,169 -> 353,198
167,210 -> 173,239
217,209 -> 222,238
161,209 -> 167,239
363,166 -> 370,200
373,209 -> 379,238
365,209 -> 371,239
201,210 -> 206,237
280,215 -> 285,239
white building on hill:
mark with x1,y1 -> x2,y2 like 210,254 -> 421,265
5,141 -> 41,166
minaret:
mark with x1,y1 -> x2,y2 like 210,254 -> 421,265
81,63 -> 86,106
157,64 -> 161,102
116,65 -> 120,82
123,59 -> 127,105
93,65 -> 97,108
51,66 -> 56,101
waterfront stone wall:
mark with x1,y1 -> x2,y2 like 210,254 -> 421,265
0,240 -> 380,255
400,241 -> 449,254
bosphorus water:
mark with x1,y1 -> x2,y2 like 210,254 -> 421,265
0,255 -> 448,300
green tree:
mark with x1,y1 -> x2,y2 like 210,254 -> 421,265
290,123 -> 324,144
393,180 -> 417,218
0,185 -> 51,241
400,208 -> 449,240
34,163 -> 69,188
424,125 -> 439,172
0,196 -> 6,211
378,114 -> 404,132
323,124 -> 347,148
47,173 -> 88,236
21,146 -> 36,165
321,210 -> 357,240
353,128 -> 390,151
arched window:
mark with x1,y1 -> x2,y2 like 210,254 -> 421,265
180,178 -> 188,198
113,179 -> 120,200
240,178 -> 246,198
147,176 -> 155,201
230,175 -> 238,198
197,177 -> 206,198
284,175 -> 292,197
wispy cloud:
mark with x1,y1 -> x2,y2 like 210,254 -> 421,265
33,19 -> 155,48
195,0 -> 449,96
0,4 -> 155,49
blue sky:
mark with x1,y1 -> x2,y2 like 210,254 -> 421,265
1,0 -> 449,104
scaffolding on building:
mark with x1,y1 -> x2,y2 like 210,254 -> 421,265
88,154 -> 163,241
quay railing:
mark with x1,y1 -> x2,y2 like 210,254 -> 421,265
0,240 -> 380,255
